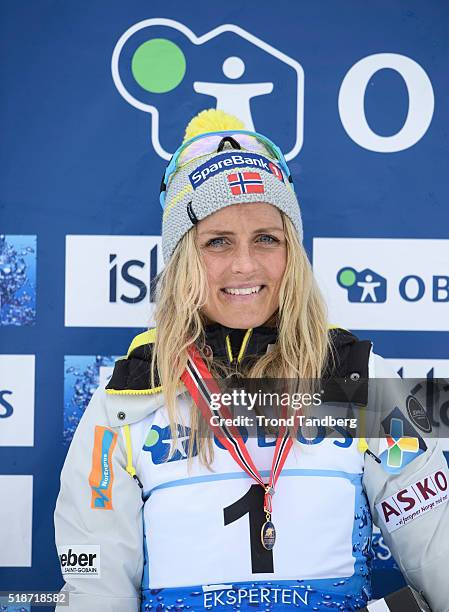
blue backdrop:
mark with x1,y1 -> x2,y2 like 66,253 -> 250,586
1,0 -> 449,608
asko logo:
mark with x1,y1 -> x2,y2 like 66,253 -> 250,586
313,239 -> 449,331
65,235 -> 163,327
376,470 -> 448,533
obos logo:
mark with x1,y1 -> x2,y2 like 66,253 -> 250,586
337,267 -> 386,303
65,235 -> 162,327
112,21 -> 435,157
111,19 -> 303,159
313,238 -> 449,330
0,355 -> 35,447
143,422 -> 352,464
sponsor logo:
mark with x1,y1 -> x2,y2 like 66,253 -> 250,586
111,20 -> 304,160
89,427 -> 117,509
227,171 -> 264,196
64,356 -> 116,444
189,153 -> 283,189
143,424 -> 197,464
0,355 -> 35,447
376,470 -> 448,533
337,267 -> 386,303
0,235 -> 36,326
113,21 -> 435,158
58,545 -> 100,578
313,238 -> 449,330
387,360 -> 449,456
202,586 -> 308,608
385,418 -> 419,468
143,421 -> 352,464
379,407 -> 426,473
0,475 -> 33,566
65,235 -> 162,327
268,162 -> 283,181
406,395 -> 432,433
0,390 -> 13,419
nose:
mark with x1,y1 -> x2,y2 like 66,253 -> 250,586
230,242 -> 258,275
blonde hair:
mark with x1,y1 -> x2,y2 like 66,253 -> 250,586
152,213 -> 333,466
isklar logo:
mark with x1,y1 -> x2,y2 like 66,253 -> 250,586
111,19 -> 303,160
337,267 -> 387,303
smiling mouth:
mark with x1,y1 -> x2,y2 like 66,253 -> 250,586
221,285 -> 265,296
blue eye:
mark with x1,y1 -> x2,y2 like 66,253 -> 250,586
257,234 -> 279,244
206,237 -> 226,247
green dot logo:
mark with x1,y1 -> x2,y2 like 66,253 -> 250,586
131,38 -> 186,94
144,428 -> 160,448
337,267 -> 357,288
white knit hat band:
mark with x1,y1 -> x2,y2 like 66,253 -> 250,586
162,149 -> 302,262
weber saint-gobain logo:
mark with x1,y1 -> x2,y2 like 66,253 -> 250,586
111,19 -> 303,160
0,235 -> 36,326
337,267 -> 387,303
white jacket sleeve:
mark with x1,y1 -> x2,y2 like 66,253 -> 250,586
363,353 -> 449,612
54,387 -> 144,611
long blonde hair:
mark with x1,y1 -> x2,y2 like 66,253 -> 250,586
152,213 -> 333,465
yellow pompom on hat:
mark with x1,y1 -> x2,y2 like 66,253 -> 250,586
161,108 -> 302,263
183,109 -> 245,142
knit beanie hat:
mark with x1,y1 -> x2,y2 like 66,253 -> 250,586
161,110 -> 302,263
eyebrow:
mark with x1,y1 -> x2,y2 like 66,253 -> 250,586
199,227 -> 284,236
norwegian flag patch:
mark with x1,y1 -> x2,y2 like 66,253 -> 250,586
227,171 -> 265,196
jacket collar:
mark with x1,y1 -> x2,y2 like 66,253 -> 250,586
204,323 -> 278,365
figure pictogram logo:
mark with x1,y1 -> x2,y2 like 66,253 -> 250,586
111,19 -> 304,160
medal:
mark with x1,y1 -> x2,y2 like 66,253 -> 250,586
182,345 -> 299,551
261,512 -> 276,550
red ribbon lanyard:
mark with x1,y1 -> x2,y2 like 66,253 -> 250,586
181,345 -> 296,514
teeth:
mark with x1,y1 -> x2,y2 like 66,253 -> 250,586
223,286 -> 262,295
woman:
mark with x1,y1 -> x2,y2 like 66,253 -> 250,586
55,110 -> 448,611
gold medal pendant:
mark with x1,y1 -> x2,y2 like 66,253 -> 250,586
261,514 -> 276,550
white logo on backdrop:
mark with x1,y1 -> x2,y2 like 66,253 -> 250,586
65,235 -> 163,328
313,238 -> 449,331
111,18 -> 304,160
112,20 -> 434,158
0,355 -> 35,446
0,475 -> 33,566
339,53 -> 434,153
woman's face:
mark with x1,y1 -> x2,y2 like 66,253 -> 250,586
197,202 -> 287,329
